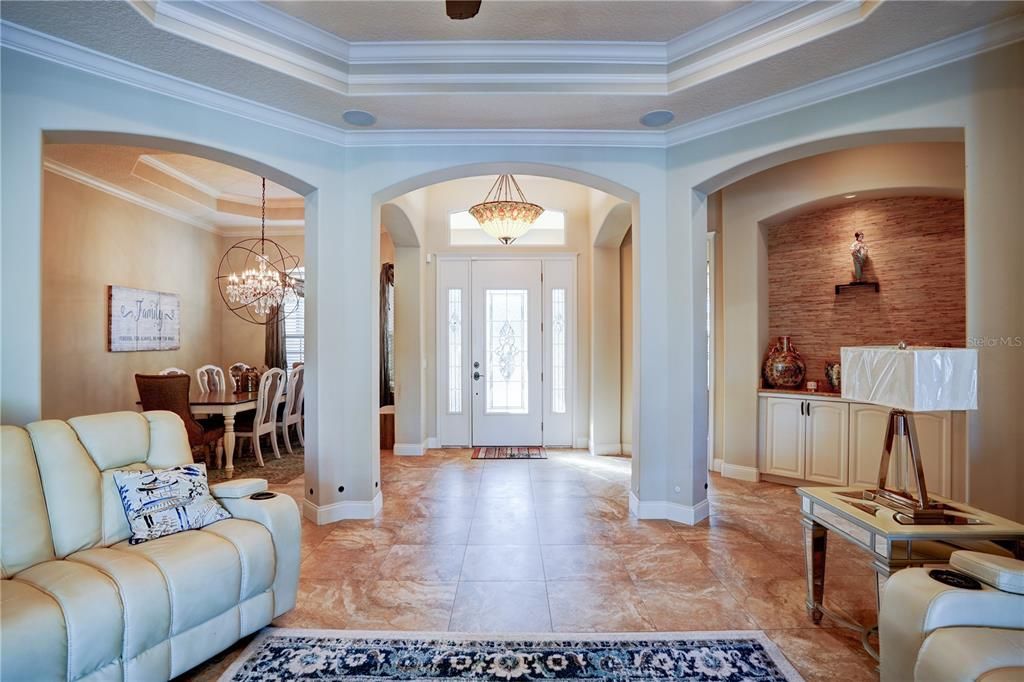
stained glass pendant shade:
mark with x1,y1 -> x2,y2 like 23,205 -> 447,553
468,174 -> 544,245
216,177 -> 301,325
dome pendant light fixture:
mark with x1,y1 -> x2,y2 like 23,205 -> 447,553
468,174 -> 544,245
216,177 -> 301,325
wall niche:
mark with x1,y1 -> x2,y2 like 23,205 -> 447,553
765,195 -> 965,385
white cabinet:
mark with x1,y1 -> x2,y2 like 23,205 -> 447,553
848,404 -> 952,497
805,400 -> 849,485
761,396 -> 848,484
763,397 -> 805,478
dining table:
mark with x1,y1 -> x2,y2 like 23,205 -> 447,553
189,386 -> 260,475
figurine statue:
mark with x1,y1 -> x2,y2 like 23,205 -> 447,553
850,231 -> 869,282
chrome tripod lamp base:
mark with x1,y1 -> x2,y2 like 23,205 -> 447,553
841,343 -> 978,524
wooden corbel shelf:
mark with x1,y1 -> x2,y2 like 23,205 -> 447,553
835,281 -> 880,294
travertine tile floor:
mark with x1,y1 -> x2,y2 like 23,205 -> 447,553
182,449 -> 879,681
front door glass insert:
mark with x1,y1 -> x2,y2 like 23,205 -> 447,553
485,289 -> 528,414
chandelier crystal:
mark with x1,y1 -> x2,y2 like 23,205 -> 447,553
468,174 -> 544,245
216,177 -> 300,325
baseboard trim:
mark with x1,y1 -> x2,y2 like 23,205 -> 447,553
573,437 -> 590,450
303,491 -> 383,524
591,442 -> 624,456
721,462 -> 760,482
629,492 -> 710,526
393,442 -> 425,456
711,457 -> 724,473
425,437 -> 439,450
620,443 -> 633,456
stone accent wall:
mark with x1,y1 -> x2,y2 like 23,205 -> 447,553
765,196 -> 965,387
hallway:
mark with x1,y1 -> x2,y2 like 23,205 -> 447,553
258,450 -> 880,681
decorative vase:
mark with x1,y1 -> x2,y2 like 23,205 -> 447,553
825,361 -> 842,392
762,336 -> 806,388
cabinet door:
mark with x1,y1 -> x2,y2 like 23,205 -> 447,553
763,397 -> 805,479
805,400 -> 849,485
848,405 -> 951,497
849,404 -> 891,488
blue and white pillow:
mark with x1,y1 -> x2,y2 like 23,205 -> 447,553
113,464 -> 230,544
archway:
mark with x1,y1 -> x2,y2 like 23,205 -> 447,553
27,130 -> 322,504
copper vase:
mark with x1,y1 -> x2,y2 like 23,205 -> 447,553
763,336 -> 806,388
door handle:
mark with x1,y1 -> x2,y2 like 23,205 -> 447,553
473,371 -> 484,381
801,401 -> 805,416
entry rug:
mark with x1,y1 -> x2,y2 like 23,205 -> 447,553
472,446 -> 547,460
220,629 -> 803,681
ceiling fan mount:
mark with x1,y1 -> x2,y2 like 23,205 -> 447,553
446,1 -> 482,20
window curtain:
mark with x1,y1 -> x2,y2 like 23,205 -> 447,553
265,311 -> 286,370
380,263 -> 395,406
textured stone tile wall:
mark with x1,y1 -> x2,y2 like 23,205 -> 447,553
765,196 -> 965,386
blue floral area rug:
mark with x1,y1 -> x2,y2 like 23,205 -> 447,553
220,629 -> 803,681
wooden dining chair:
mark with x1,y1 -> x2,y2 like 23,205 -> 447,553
277,364 -> 305,453
135,374 -> 224,467
159,367 -> 187,375
228,362 -> 253,392
196,364 -> 227,392
234,367 -> 285,466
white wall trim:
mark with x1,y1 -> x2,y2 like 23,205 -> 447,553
302,492 -> 383,524
711,457 -> 724,473
573,437 -> 590,450
629,492 -> 710,526
393,442 -> 426,456
425,437 -> 439,450
591,443 -> 624,456
5,14 -> 1022,149
721,462 -> 761,483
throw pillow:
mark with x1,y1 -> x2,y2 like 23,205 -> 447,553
113,464 -> 231,544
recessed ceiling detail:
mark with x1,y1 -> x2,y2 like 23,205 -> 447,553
2,1 -> 1022,141
42,144 -> 303,235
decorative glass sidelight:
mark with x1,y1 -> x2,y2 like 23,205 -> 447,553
485,289 -> 529,414
551,288 -> 567,414
447,289 -> 463,413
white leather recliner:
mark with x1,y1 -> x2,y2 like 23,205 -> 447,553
0,410 -> 301,681
879,550 -> 1024,682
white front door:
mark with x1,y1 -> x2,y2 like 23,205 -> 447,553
471,260 -> 543,445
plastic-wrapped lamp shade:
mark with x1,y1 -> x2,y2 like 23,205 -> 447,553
840,346 -> 978,411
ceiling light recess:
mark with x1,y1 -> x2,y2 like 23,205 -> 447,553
343,110 -> 377,127
640,110 -> 675,127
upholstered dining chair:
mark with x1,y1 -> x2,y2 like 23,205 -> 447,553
228,362 -> 254,392
135,373 -> 224,468
277,364 -> 305,453
196,364 -> 227,392
159,367 -> 187,375
234,367 -> 285,467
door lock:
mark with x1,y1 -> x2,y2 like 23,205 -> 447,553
473,361 -> 481,369
473,371 -> 484,381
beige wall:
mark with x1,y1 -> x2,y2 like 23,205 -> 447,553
219,233 -> 305,370
620,228 -> 633,453
41,172 -> 223,419
717,142 -> 965,479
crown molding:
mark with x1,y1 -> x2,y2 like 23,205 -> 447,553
7,13 -> 1023,151
0,20 -> 349,146
137,154 -> 222,197
665,0 -> 813,62
43,158 -> 216,232
665,12 -> 1024,146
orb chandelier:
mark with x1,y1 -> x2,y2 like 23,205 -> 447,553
216,177 -> 301,325
468,174 -> 544,245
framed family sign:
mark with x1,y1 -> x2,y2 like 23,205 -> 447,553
108,285 -> 181,352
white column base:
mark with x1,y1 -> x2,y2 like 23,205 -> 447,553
425,437 -> 439,449
629,491 -> 710,526
394,442 -> 426,456
591,442 -> 625,456
303,491 -> 383,524
721,462 -> 760,482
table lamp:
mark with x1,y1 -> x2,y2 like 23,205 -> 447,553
841,342 -> 978,522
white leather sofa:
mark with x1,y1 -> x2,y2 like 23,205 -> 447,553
879,551 -> 1024,681
0,410 -> 301,681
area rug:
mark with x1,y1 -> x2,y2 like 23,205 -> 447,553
219,629 -> 803,681
472,447 -> 547,460
207,447 -> 305,485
